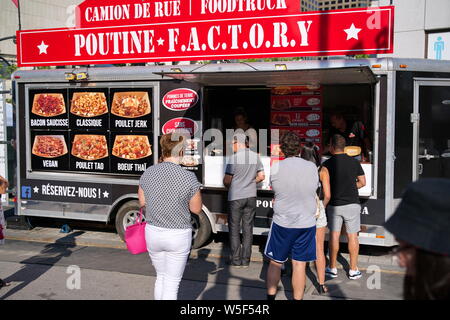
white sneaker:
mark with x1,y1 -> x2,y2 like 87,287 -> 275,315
325,267 -> 338,278
349,269 -> 362,280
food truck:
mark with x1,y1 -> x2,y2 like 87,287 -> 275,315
13,57 -> 450,248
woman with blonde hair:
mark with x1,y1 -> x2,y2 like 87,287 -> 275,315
138,133 -> 202,300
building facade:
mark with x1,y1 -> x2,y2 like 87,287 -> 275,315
301,0 -> 372,11
0,0 -> 82,60
374,0 -> 450,60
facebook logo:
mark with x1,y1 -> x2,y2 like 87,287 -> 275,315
21,186 -> 32,199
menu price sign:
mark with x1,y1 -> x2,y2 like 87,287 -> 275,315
31,131 -> 70,171
69,132 -> 110,173
271,95 -> 322,111
29,89 -> 69,129
69,88 -> 109,130
181,138 -> 201,174
271,111 -> 322,127
110,133 -> 153,175
110,89 -> 153,131
270,86 -> 323,159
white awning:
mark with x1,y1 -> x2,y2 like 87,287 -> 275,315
155,66 -> 377,86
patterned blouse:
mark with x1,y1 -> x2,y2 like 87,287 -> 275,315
139,162 -> 202,229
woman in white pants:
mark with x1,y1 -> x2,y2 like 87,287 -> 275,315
138,133 -> 202,300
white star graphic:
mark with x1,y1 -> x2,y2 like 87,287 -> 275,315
33,186 -> 39,193
37,41 -> 49,54
103,191 -> 109,199
344,24 -> 362,40
157,38 -> 165,46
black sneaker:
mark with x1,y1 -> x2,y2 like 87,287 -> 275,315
228,262 -> 242,268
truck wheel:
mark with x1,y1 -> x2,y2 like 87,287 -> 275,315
115,200 -> 143,241
191,211 -> 212,249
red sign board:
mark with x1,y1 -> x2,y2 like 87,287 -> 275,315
162,117 -> 199,135
76,0 -> 302,27
16,6 -> 394,67
163,88 -> 199,111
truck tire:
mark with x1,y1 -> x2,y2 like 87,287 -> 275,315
191,211 -> 212,249
115,200 -> 142,241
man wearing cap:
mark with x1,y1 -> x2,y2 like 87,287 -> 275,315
385,178 -> 450,300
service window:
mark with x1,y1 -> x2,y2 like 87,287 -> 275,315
169,67 -> 378,198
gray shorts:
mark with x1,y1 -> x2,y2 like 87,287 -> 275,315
326,204 -> 361,234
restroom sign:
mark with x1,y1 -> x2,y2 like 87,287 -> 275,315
427,31 -> 450,60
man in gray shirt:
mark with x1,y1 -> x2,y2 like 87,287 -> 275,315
265,131 -> 318,300
224,133 -> 265,268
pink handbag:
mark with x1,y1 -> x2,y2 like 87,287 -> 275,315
125,208 -> 147,255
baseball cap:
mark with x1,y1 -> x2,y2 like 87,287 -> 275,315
385,178 -> 450,256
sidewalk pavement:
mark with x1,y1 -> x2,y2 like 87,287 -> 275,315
0,227 -> 405,300
4,227 -> 401,269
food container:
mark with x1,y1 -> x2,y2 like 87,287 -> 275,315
32,135 -> 68,158
32,93 -> 66,117
112,135 -> 152,160
111,91 -> 151,118
70,92 -> 108,117
71,134 -> 109,160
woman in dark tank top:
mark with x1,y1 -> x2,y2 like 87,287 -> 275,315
301,143 -> 331,294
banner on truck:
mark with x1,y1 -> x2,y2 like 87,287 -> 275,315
16,4 -> 394,67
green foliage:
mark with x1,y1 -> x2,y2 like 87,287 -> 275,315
0,64 -> 18,79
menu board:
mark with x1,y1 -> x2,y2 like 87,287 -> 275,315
29,87 -> 154,175
270,85 -> 324,160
